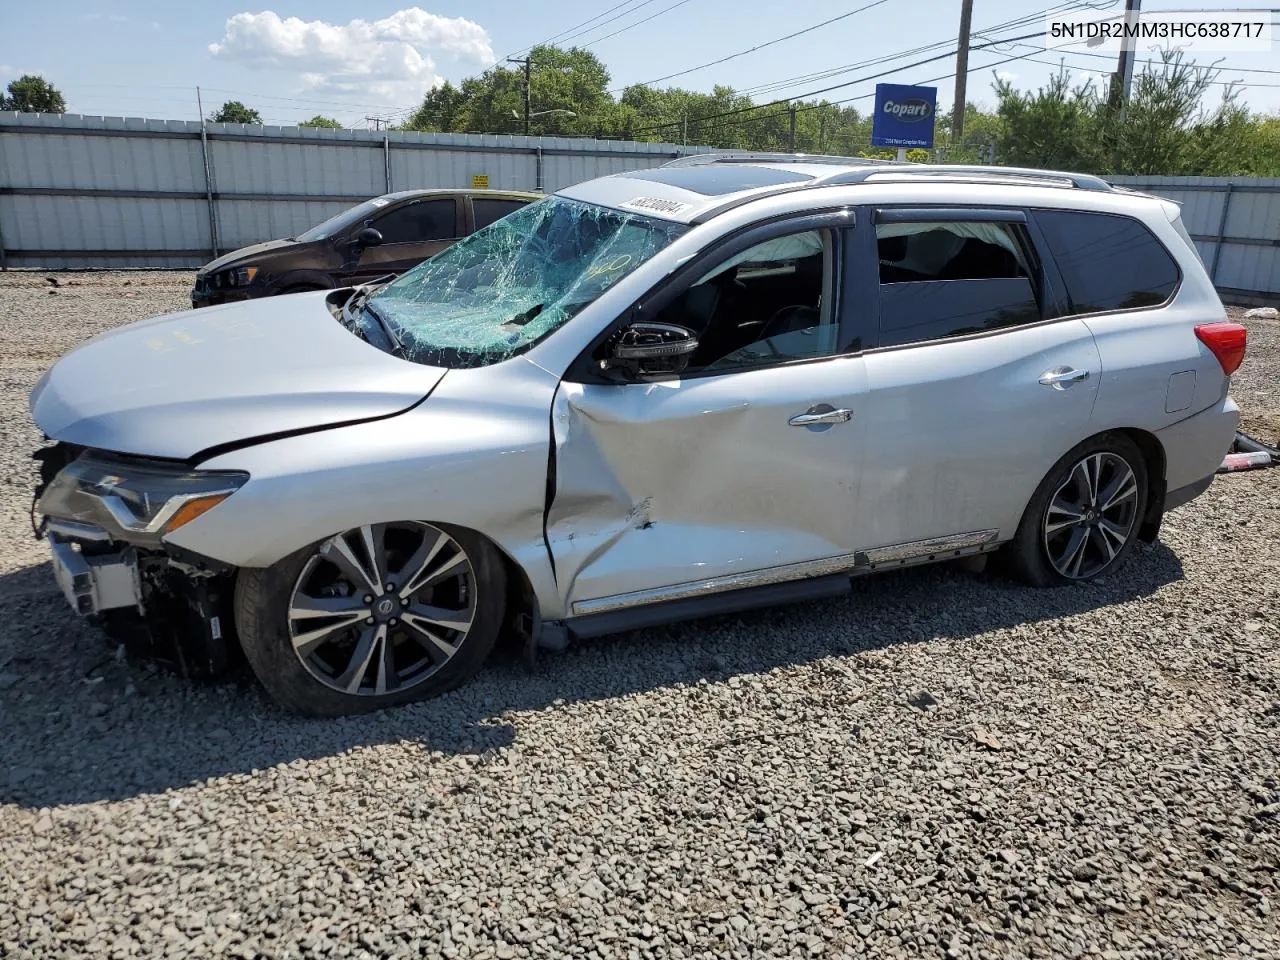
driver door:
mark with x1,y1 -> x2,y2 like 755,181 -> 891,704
547,212 -> 874,619
341,197 -> 461,284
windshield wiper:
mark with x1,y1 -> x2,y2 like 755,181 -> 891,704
505,303 -> 544,327
362,299 -> 405,357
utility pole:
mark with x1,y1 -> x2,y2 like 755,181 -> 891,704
1112,0 -> 1142,107
507,56 -> 532,136
364,116 -> 391,130
952,0 -> 974,149
788,104 -> 797,152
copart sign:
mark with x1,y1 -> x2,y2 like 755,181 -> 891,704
871,83 -> 938,149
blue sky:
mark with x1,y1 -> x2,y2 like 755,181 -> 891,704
2,0 -> 1277,131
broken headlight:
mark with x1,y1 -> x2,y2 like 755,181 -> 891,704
212,266 -> 259,288
38,451 -> 248,546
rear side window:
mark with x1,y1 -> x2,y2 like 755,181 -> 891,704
876,219 -> 1041,348
1034,210 -> 1179,314
372,199 -> 457,244
473,198 -> 529,230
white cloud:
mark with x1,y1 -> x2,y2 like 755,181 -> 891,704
208,8 -> 494,100
993,70 -> 1018,82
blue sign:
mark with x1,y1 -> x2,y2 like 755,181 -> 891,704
871,83 -> 937,149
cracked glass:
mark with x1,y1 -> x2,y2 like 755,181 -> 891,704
364,196 -> 688,368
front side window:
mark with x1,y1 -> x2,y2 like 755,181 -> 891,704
651,229 -> 840,373
372,199 -> 456,244
876,219 -> 1040,348
1034,209 -> 1179,314
364,196 -> 687,368
295,198 -> 389,242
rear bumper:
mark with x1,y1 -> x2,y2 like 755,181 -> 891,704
1155,395 -> 1239,511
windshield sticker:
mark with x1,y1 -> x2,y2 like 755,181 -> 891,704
620,197 -> 692,218
370,198 -> 391,207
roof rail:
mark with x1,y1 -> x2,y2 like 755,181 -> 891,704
824,164 -> 1113,191
663,151 -> 905,169
664,152 -> 1114,192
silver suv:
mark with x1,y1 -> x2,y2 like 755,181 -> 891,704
31,155 -> 1245,716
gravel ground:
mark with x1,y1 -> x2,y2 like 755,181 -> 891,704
1,271 -> 1277,960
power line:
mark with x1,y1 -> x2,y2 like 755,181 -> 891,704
613,0 -> 893,91
682,42 -> 1083,139
500,0 -> 655,60
1008,48 -> 1280,87
633,30 -> 1045,134
724,0 -> 1109,100
578,0 -> 699,49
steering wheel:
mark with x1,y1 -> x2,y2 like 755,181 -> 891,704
759,304 -> 820,342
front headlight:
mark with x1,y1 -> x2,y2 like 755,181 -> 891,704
213,266 -> 259,288
38,452 -> 248,546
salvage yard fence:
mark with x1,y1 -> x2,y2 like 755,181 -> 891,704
0,113 -> 1276,303
0,112 -> 715,270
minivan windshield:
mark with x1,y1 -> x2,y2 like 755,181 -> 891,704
363,195 -> 688,367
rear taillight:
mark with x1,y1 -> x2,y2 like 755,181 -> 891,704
1195,322 -> 1247,375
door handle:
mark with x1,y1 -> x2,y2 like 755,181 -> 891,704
789,408 -> 854,426
1038,367 -> 1090,390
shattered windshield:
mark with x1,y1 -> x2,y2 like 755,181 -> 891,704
364,195 -> 688,368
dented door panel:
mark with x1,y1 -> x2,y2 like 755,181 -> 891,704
548,358 -> 869,612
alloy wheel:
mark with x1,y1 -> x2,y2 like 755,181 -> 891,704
288,522 -> 477,696
1042,452 -> 1141,580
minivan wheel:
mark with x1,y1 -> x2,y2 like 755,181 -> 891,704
1007,434 -> 1148,587
236,521 -> 505,716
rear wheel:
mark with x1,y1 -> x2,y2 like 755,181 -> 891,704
236,521 -> 505,716
1007,434 -> 1148,587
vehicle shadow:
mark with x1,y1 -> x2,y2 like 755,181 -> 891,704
0,541 -> 1185,808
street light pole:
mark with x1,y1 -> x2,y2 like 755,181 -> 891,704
507,56 -> 532,136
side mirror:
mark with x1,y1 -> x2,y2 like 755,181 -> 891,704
351,226 -> 383,247
605,320 -> 698,379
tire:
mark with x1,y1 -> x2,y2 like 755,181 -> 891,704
235,521 -> 506,716
1006,433 -> 1149,587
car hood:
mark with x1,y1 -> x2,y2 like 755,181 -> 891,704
30,293 -> 445,461
199,238 -> 299,275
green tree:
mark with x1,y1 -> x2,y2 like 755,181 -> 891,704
298,114 -> 342,128
1,74 -> 66,113
406,45 -> 612,137
211,100 -> 262,124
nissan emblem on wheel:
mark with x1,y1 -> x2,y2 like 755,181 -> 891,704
871,82 -> 938,149
30,154 -> 1245,716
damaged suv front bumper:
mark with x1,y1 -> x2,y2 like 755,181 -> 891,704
33,444 -> 242,678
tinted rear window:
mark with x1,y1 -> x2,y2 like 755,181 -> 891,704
474,198 -> 529,230
617,165 -> 813,196
1035,210 -> 1179,314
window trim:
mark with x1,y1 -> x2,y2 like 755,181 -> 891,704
1028,207 -> 1183,320
563,207 -> 861,385
866,204 -> 1055,352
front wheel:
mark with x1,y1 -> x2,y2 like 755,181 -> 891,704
1007,434 -> 1149,587
236,521 -> 505,716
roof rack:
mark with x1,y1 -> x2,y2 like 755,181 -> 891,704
663,152 -> 1113,192
663,151 -> 904,169
832,164 -> 1114,191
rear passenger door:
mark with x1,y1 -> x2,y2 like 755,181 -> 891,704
469,196 -> 532,233
855,207 -> 1104,553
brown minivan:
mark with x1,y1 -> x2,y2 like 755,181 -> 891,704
191,188 -> 540,308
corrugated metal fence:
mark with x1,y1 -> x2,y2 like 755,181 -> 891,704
0,112 -> 715,269
1110,175 -> 1280,306
0,114 -> 1276,302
